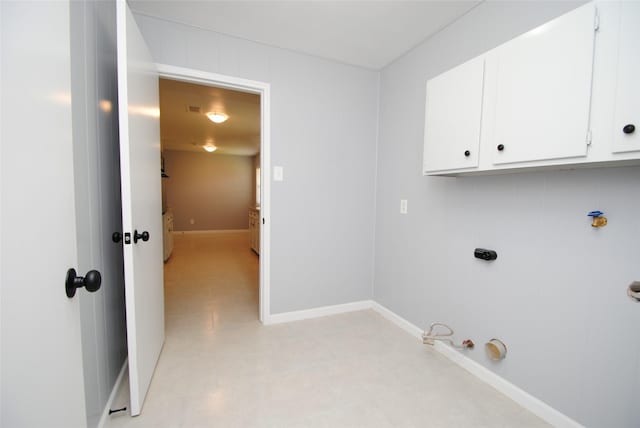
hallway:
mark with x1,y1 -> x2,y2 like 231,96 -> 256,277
107,232 -> 547,427
165,231 -> 260,331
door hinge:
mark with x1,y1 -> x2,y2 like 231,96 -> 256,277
594,9 -> 600,31
586,130 -> 593,145
124,232 -> 132,245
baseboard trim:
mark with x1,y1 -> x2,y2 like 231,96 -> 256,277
370,301 -> 423,338
174,229 -> 249,234
264,300 -> 373,325
370,302 -> 583,428
97,358 -> 128,428
431,341 -> 583,427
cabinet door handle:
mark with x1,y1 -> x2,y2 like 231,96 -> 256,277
464,150 -> 471,157
497,144 -> 505,151
623,124 -> 635,134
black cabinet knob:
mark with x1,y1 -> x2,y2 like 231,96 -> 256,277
112,232 -> 122,243
134,230 -> 150,244
623,124 -> 635,134
497,144 -> 505,151
65,268 -> 102,298
464,150 -> 471,157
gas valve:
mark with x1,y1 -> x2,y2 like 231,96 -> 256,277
587,210 -> 607,228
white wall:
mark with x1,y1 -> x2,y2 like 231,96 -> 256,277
132,13 -> 379,314
374,2 -> 640,427
163,151 -> 254,231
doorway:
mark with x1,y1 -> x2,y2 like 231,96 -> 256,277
157,65 -> 271,323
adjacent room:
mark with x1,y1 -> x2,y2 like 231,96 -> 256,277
159,78 -> 263,331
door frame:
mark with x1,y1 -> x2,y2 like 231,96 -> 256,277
156,64 -> 271,323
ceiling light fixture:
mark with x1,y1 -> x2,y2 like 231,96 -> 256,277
203,144 -> 217,153
206,112 -> 228,123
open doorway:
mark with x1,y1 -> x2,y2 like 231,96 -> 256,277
156,67 -> 271,326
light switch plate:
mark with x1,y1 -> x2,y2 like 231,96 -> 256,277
400,199 -> 408,214
274,166 -> 284,181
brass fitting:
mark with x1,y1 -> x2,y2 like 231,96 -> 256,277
588,211 -> 607,228
591,216 -> 607,227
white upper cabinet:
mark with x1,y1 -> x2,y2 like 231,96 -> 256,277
611,2 -> 640,154
488,2 -> 597,165
422,1 -> 640,176
423,56 -> 485,173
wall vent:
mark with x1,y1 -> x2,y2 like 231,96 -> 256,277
186,105 -> 201,113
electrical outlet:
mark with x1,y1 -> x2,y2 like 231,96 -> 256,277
400,199 -> 408,214
189,218 -> 195,225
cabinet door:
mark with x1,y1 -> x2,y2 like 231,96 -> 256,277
423,56 -> 484,173
491,3 -> 596,165
611,2 -> 640,153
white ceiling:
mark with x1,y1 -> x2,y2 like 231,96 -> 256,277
159,78 -> 261,155
129,1 -> 481,70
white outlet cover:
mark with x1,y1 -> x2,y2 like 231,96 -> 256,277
400,199 -> 408,214
274,166 -> 284,181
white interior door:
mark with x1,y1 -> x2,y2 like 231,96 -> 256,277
116,0 -> 165,416
1,1 -> 87,426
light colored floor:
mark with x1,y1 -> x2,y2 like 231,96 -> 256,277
106,231 -> 548,428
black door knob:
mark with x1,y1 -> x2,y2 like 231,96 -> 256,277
134,230 -> 150,244
623,124 -> 635,134
112,232 -> 122,243
65,268 -> 102,298
464,150 -> 471,157
497,144 -> 505,151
